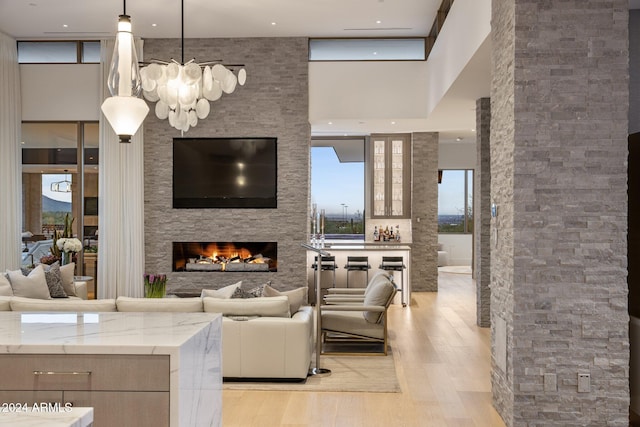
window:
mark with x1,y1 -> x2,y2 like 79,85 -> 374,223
438,169 -> 473,233
311,139 -> 365,239
21,122 -> 99,278
309,38 -> 426,61
18,41 -> 100,64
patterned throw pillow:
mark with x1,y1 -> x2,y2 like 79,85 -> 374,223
43,262 -> 68,298
231,285 -> 265,299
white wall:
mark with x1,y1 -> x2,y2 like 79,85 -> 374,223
21,64 -> 100,121
439,142 -> 476,169
438,233 -> 472,266
424,0 -> 491,116
309,61 -> 429,121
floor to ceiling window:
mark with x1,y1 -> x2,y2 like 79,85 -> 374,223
437,169 -> 474,234
21,121 -> 99,283
311,138 -> 365,240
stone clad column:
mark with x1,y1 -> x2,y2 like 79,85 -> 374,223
411,132 -> 438,292
474,97 -> 491,328
491,1 -> 629,425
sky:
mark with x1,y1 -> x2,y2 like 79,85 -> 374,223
311,147 -> 364,218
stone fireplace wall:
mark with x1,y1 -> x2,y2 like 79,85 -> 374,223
143,37 -> 310,292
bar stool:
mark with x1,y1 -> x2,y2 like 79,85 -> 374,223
311,255 -> 337,301
344,256 -> 371,288
379,256 -> 406,306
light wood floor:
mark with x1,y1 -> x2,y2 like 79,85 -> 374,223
223,271 -> 506,427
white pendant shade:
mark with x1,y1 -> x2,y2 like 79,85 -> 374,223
102,12 -> 148,142
101,96 -> 149,143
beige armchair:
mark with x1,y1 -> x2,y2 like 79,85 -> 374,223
320,272 -> 397,355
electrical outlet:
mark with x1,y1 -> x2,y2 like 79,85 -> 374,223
578,373 -> 590,393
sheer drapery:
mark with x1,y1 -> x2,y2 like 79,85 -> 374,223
0,32 -> 22,271
98,39 -> 146,298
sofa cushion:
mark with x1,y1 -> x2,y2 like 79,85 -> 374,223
0,274 -> 13,297
7,265 -> 51,300
43,262 -> 68,298
200,281 -> 241,299
116,296 -> 204,312
362,277 -> 396,324
0,296 -> 11,311
59,263 -> 77,297
262,284 -> 308,314
9,296 -> 117,312
203,295 -> 290,318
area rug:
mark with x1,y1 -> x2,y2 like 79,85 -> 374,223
223,348 -> 401,393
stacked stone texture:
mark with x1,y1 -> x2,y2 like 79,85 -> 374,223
410,132 -> 438,292
475,98 -> 491,327
143,38 -> 310,292
491,1 -> 629,425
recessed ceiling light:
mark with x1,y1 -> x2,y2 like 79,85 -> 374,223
152,23 -> 157,27
20,141 -> 25,145
456,137 -> 463,142
271,22 -> 277,26
376,20 -> 382,24
373,52 -> 378,55
328,121 -> 333,125
471,129 -> 476,132
63,24 -> 68,28
391,121 -> 396,125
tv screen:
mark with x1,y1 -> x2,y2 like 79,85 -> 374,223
173,137 -> 277,208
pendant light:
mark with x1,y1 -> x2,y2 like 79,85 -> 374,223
139,0 -> 247,133
101,0 -> 149,143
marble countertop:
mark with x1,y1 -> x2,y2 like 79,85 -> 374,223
0,311 -> 221,355
0,407 -> 93,427
308,243 -> 412,251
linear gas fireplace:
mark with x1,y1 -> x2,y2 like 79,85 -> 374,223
173,242 -> 277,272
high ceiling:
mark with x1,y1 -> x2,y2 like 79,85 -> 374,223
0,0 -> 439,39
4,1 -> 635,144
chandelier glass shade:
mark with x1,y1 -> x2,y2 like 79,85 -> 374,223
140,61 -> 246,132
101,8 -> 149,143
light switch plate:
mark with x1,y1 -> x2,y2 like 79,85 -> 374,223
578,373 -> 590,393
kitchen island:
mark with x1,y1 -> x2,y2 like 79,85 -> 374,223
0,311 -> 222,427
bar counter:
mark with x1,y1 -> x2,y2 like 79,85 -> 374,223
306,242 -> 411,306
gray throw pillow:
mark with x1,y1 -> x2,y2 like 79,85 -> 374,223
43,262 -> 68,298
231,285 -> 264,299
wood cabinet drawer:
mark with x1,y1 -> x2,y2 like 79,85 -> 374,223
65,391 -> 169,427
0,390 -> 62,406
0,354 -> 169,391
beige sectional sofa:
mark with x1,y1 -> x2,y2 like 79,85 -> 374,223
0,293 -> 314,380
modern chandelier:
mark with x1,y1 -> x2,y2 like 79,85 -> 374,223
51,171 -> 72,193
139,0 -> 247,133
101,0 -> 149,143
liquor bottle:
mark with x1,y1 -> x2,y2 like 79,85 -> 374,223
395,225 -> 401,242
373,226 -> 379,242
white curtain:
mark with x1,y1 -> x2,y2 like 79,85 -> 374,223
0,32 -> 22,271
97,39 -> 146,298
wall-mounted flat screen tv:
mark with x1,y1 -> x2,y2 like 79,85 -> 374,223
173,137 -> 277,208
